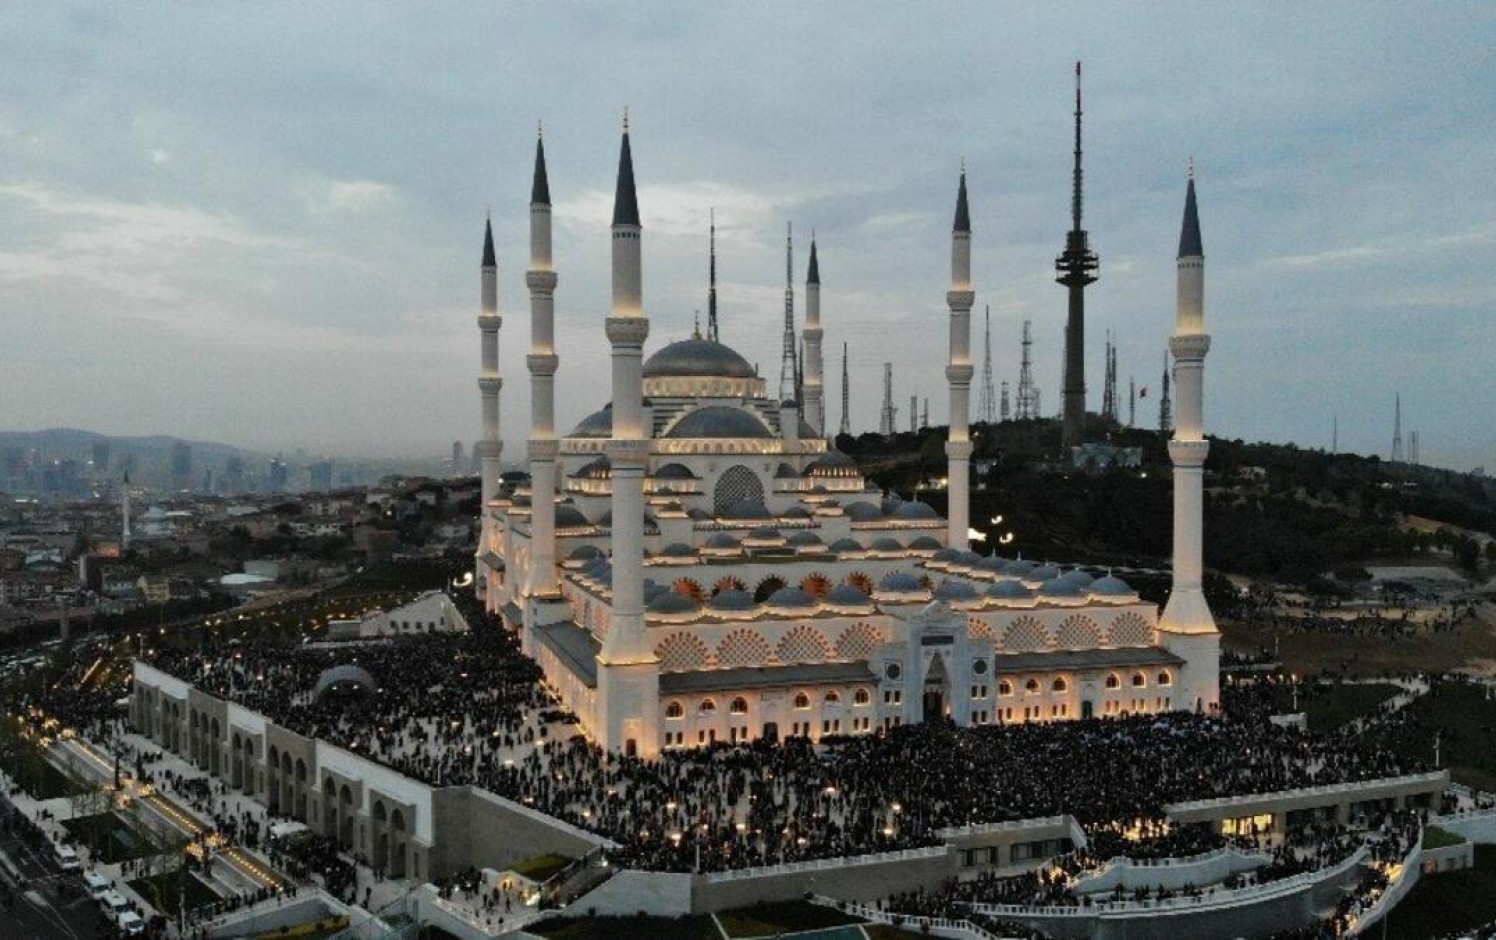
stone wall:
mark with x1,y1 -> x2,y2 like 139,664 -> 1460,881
432,787 -> 612,877
693,846 -> 956,913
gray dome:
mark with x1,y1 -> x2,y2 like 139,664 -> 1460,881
745,526 -> 783,541
703,532 -> 741,549
687,508 -> 712,520
573,456 -> 612,480
892,500 -> 940,520
314,664 -> 377,698
826,584 -> 872,606
766,586 -> 817,609
782,506 -> 812,519
568,404 -> 613,439
710,589 -> 757,611
933,580 -> 978,601
643,582 -> 671,603
724,499 -> 772,520
829,538 -> 865,553
643,337 -> 756,379
652,462 -> 698,480
985,579 -> 1033,599
1039,579 -> 1083,597
661,542 -> 696,557
648,592 -> 700,615
774,462 -> 801,479
878,571 -> 923,593
568,544 -> 604,561
1030,564 -> 1062,582
787,530 -> 823,546
555,505 -> 590,528
1005,559 -> 1036,576
806,451 -> 858,476
870,537 -> 903,552
908,536 -> 944,551
880,494 -> 906,515
665,406 -> 773,439
932,548 -> 962,562
1091,575 -> 1134,596
845,501 -> 883,521
956,551 -> 984,566
975,555 -> 1009,573
1056,569 -> 1095,588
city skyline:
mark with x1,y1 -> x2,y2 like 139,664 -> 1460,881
3,5 -> 1494,468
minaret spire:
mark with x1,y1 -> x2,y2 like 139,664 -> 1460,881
475,212 -> 503,588
945,164 -> 976,550
706,208 -> 719,342
802,233 -> 824,435
1057,60 -> 1099,450
524,120 -> 560,602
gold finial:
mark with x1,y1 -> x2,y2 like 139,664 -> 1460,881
622,107 -> 629,133
1188,156 -> 1194,180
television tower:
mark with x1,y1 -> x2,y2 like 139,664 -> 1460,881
1015,319 -> 1041,419
1158,349 -> 1173,434
910,395 -> 918,433
778,223 -> 799,403
1056,61 -> 1099,449
706,208 -> 719,342
978,306 -> 997,424
1000,380 -> 1010,422
1390,393 -> 1404,462
880,363 -> 896,437
839,342 -> 851,437
1101,331 -> 1118,422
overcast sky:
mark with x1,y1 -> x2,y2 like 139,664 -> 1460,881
3,4 -> 1494,470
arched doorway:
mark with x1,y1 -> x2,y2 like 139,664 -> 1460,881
922,653 -> 950,722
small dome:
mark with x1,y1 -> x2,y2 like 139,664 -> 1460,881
892,500 -> 940,520
845,501 -> 883,521
766,586 -> 818,609
956,550 -> 984,566
870,537 -> 903,552
786,530 -> 823,546
932,548 -> 962,563
1029,564 -> 1062,582
644,338 -> 757,379
782,506 -> 812,519
880,494 -> 906,515
1057,569 -> 1095,588
806,451 -> 858,476
878,571 -> 923,593
1005,559 -> 1036,577
825,584 -> 872,606
568,544 -> 604,562
908,536 -> 944,551
643,582 -> 671,603
1039,579 -> 1083,597
573,456 -> 612,480
774,462 -> 801,479
661,542 -> 696,557
724,499 -> 772,520
710,589 -> 757,611
934,580 -> 978,601
665,406 -> 774,439
703,532 -> 741,549
648,592 -> 700,615
687,508 -> 712,520
555,505 -> 590,528
567,404 -> 613,439
745,526 -> 783,541
975,555 -> 1008,573
652,463 -> 699,480
1091,575 -> 1134,596
985,579 -> 1033,599
829,538 -> 865,554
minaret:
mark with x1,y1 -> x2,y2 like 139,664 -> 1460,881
477,213 -> 503,583
1056,62 -> 1099,450
121,472 -> 132,550
595,114 -> 659,758
706,209 -> 720,343
839,342 -> 851,438
525,127 -> 561,602
945,166 -> 975,550
1157,164 -> 1220,714
803,236 -> 824,437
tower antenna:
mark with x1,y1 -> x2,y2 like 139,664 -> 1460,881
1391,393 -> 1404,462
1101,330 -> 1118,422
1158,349 -> 1173,434
706,208 -> 719,342
880,363 -> 897,437
1056,60 -> 1099,448
839,342 -> 851,437
979,305 -> 997,424
1015,319 -> 1041,419
778,222 -> 799,403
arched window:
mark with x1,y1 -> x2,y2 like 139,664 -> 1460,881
998,680 -> 1013,697
1131,672 -> 1147,688
824,691 -> 841,705
699,699 -> 716,714
730,697 -> 749,715
853,688 -> 871,706
1105,674 -> 1120,690
665,701 -> 684,719
1052,677 -> 1068,693
793,692 -> 811,710
1157,671 -> 1173,687
1024,678 -> 1040,694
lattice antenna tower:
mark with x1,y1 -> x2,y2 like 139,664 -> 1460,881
1128,376 -> 1136,427
706,208 -> 719,342
1000,380 -> 1010,422
978,305 -> 997,424
778,222 -> 799,403
1410,431 -> 1420,466
1158,349 -> 1173,434
921,397 -> 929,430
1390,393 -> 1405,463
880,363 -> 897,437
910,395 -> 918,434
1100,331 -> 1118,422
839,342 -> 851,437
1015,319 -> 1041,420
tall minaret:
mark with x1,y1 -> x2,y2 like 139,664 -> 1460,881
1157,164 -> 1220,714
525,127 -> 561,602
477,213 -> 503,580
945,166 -> 975,550
595,114 -> 660,758
803,235 -> 824,437
121,472 -> 132,550
1056,62 -> 1099,450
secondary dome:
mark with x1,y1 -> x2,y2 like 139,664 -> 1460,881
665,406 -> 774,439
643,338 -> 756,379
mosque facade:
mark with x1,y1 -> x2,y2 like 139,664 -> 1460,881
477,124 -> 1219,758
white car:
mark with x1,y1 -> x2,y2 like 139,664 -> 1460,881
100,889 -> 130,920
117,909 -> 146,937
51,844 -> 82,872
83,872 -> 110,900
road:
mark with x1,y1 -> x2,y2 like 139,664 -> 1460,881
0,794 -> 109,940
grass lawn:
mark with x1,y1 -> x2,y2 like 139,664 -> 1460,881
530,915 -> 720,940
510,853 -> 572,882
1221,610 -> 1496,679
1362,681 -> 1496,794
716,900 -> 864,937
1302,682 -> 1401,732
1383,844 -> 1496,940
60,811 -> 161,864
129,868 -> 222,917
865,926 -> 928,940
1422,826 -> 1466,850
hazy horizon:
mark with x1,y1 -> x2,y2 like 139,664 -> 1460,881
3,4 -> 1494,470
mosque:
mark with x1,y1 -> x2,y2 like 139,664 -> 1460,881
475,122 -> 1220,759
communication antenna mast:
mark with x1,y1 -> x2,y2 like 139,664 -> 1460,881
921,397 -> 929,430
978,305 -> 997,424
778,222 -> 799,403
1000,380 -> 1011,422
1015,319 -> 1041,420
706,208 -> 719,342
880,363 -> 896,437
910,395 -> 918,434
1390,393 -> 1404,463
1410,430 -> 1420,466
839,342 -> 851,437
1101,331 -> 1118,422
1158,349 -> 1173,434
1128,376 -> 1136,427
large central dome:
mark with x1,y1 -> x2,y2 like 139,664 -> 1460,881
643,338 -> 756,380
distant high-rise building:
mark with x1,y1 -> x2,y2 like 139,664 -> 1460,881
91,439 -> 111,474
223,455 -> 245,493
451,440 -> 465,477
309,460 -> 334,491
268,455 -> 289,492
